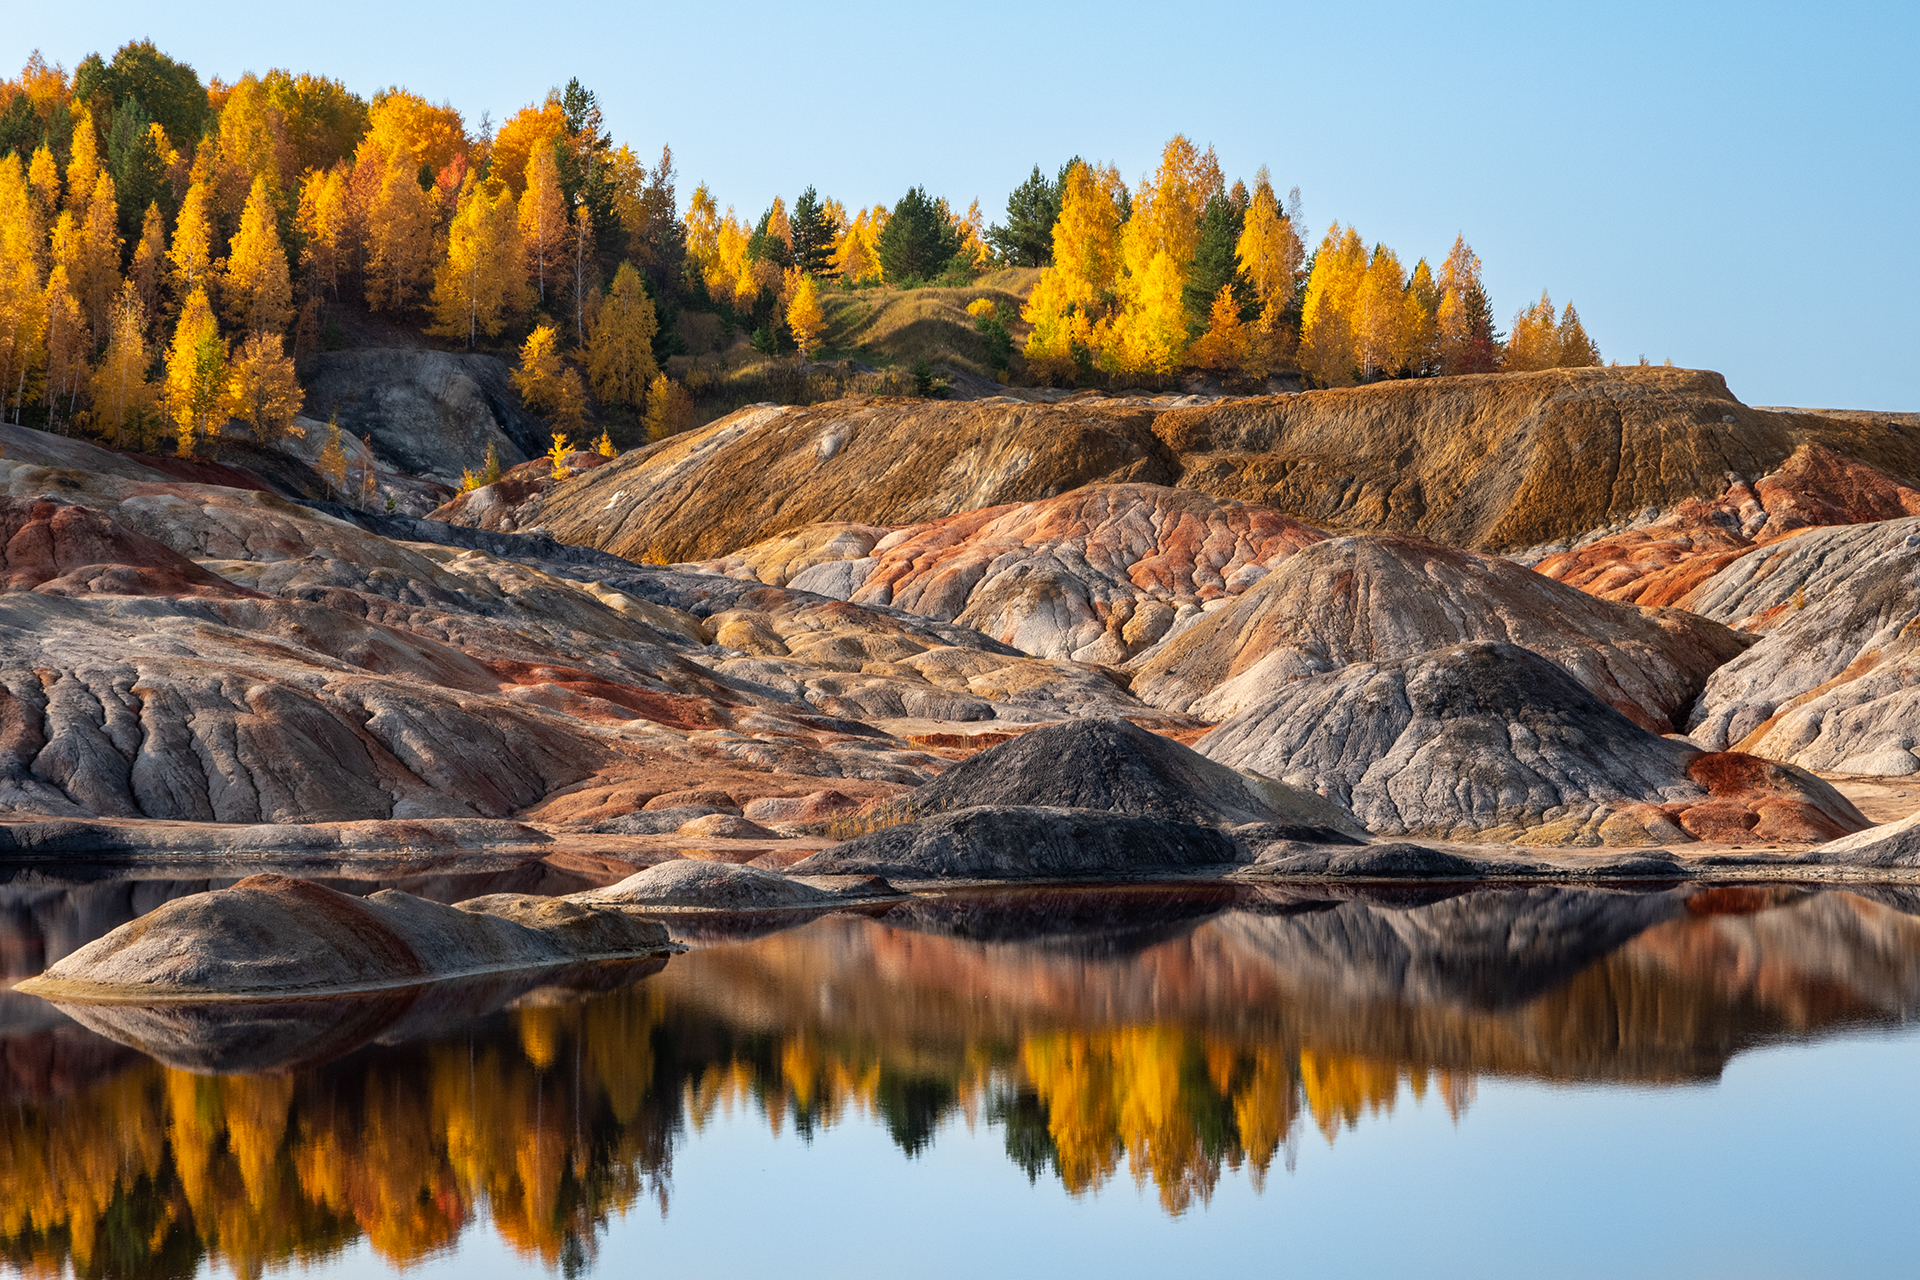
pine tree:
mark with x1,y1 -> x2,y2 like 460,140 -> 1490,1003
225,330 -> 305,442
429,175 -> 524,347
220,174 -> 293,335
876,187 -> 961,283
786,272 -> 825,360
1182,191 -> 1245,333
89,283 -> 158,448
986,163 -> 1067,267
164,286 -> 226,455
790,186 -> 837,277
585,262 -> 658,409
519,145 -> 566,306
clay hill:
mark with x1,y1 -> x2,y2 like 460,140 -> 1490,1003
434,366 -> 1920,561
0,360 -> 1913,876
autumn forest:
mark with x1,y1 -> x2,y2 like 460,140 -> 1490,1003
0,40 -> 1613,467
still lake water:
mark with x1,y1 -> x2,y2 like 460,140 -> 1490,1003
3,873 -> 1920,1279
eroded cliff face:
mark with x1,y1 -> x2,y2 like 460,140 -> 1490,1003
461,367 -> 1920,562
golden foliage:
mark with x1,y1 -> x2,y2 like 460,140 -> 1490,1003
365,88 -> 466,177
363,151 -> 436,312
429,174 -> 525,346
316,417 -> 350,496
1298,223 -> 1367,386
221,174 -> 293,334
644,371 -> 693,441
164,287 -> 224,455
786,271 -> 824,359
0,153 -> 47,424
296,165 -> 354,302
168,180 -> 216,303
1022,160 -> 1127,381
519,145 -> 566,306
490,98 -> 566,199
1236,170 -> 1303,331
226,330 -> 305,442
41,263 -> 90,427
513,324 -> 588,433
586,261 -> 659,408
546,431 -> 574,479
89,284 -> 159,448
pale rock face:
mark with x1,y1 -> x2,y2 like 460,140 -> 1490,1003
1129,533 -> 1746,735
1685,518 -> 1920,773
300,349 -> 540,481
1194,641 -> 1867,845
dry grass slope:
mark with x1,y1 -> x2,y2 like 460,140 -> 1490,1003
817,268 -> 1041,376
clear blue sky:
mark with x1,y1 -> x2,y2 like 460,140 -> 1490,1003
8,0 -> 1915,409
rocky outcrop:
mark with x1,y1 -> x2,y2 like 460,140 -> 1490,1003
748,484 -> 1327,664
16,873 -> 676,1000
789,804 -> 1244,882
546,859 -> 900,910
472,368 -> 1920,563
1195,641 -> 1868,845
1534,444 -> 1920,607
1684,518 -> 1920,774
1128,534 -> 1745,734
425,449 -> 612,531
843,717 -> 1364,835
299,349 -> 542,481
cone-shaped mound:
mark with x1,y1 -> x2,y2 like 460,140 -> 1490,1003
851,717 -> 1362,835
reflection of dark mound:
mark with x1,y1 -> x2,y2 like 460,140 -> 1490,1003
50,957 -> 670,1074
873,885 -> 1244,956
1214,886 -> 1690,1012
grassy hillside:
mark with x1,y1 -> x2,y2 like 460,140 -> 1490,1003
816,268 -> 1042,377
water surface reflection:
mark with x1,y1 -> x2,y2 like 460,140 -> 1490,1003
4,879 -> 1919,1277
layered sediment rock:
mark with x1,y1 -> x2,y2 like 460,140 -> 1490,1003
785,484 -> 1326,663
472,368 -> 1920,562
1128,534 -> 1744,733
1195,641 -> 1868,845
1684,518 -> 1920,774
1534,444 -> 1920,607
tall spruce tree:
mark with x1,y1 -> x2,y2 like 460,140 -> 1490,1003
986,161 -> 1073,267
1182,191 -> 1247,331
876,186 -> 961,283
790,186 -> 837,276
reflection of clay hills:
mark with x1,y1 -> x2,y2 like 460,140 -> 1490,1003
664,887 -> 1920,1084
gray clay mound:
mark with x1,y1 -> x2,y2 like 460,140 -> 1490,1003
792,805 -> 1244,882
581,859 -> 900,910
1198,642 -> 1708,839
19,873 -> 673,1000
863,717 -> 1362,835
1808,811 -> 1920,867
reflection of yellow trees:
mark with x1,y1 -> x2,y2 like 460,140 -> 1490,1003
1,996 -> 1478,1274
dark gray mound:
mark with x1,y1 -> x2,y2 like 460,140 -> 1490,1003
790,805 -> 1243,882
1197,641 -> 1703,838
1254,843 -> 1485,879
862,717 -> 1358,832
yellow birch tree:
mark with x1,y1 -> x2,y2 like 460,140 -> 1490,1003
1297,224 -> 1367,386
0,154 -> 47,425
169,181 -> 216,304
429,175 -> 524,346
90,284 -> 159,448
225,331 -> 305,442
786,272 -> 824,359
